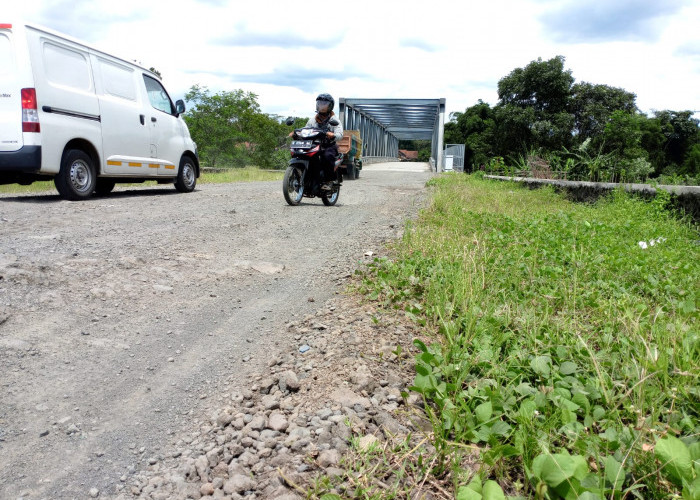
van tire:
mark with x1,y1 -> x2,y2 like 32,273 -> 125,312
94,179 -> 116,195
175,156 -> 196,193
55,149 -> 97,200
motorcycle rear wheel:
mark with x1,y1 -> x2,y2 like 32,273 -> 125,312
283,166 -> 304,206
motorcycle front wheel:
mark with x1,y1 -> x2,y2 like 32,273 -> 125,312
283,166 -> 304,206
322,186 -> 339,206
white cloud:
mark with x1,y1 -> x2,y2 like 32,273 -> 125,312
539,0 -> 689,43
5,0 -> 700,119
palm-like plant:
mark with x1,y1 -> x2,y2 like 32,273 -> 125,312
562,138 -> 614,181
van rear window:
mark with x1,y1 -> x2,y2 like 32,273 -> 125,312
42,41 -> 91,90
0,34 -> 14,77
98,58 -> 136,101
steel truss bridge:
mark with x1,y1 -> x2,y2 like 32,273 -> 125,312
338,98 -> 446,171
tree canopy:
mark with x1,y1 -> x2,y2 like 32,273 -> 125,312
183,85 -> 289,169
446,56 -> 699,183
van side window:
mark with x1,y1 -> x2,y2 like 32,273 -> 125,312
143,75 -> 174,115
0,34 -> 14,77
43,41 -> 91,90
98,59 -> 136,101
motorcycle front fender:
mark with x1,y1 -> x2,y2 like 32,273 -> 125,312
289,159 -> 309,169
289,160 -> 309,181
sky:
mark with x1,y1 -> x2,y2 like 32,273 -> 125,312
5,0 -> 700,121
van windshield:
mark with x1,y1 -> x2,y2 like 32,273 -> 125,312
143,75 -> 174,115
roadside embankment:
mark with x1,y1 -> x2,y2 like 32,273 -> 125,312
485,174 -> 700,222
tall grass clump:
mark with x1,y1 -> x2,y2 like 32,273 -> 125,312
359,173 -> 699,499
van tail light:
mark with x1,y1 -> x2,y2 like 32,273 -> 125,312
21,88 -> 40,133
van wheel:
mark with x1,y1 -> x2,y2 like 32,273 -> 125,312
94,179 -> 116,195
55,149 -> 97,200
175,156 -> 196,192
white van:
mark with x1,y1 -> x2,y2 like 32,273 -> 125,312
0,22 -> 199,200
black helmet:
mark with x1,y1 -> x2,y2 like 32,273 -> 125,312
316,93 -> 334,114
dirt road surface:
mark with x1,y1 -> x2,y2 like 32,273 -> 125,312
0,163 -> 432,499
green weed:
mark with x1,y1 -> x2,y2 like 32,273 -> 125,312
313,433 -> 455,499
358,175 -> 699,498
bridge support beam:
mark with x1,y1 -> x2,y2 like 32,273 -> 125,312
431,100 -> 446,172
339,98 -> 444,165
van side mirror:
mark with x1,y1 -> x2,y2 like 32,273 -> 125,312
285,116 -> 295,126
175,99 -> 186,115
329,118 -> 340,126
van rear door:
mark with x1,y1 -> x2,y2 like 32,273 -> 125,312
0,25 -> 22,153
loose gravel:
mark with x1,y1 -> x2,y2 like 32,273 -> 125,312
0,164 -> 433,499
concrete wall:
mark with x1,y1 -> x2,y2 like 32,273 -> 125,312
485,175 -> 700,223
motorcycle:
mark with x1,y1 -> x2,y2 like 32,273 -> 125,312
282,117 -> 343,206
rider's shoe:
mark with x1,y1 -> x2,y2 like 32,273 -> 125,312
321,182 -> 332,191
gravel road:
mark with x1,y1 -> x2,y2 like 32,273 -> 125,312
0,163 -> 432,499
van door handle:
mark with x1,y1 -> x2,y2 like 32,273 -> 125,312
151,117 -> 157,123
139,114 -> 145,125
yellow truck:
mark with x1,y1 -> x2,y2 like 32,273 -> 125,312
337,130 -> 363,180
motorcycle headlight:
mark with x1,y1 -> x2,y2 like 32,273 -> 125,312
299,129 -> 315,139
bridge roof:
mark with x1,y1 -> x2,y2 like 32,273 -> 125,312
339,98 -> 445,140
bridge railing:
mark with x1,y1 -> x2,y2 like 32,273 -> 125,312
362,156 -> 401,165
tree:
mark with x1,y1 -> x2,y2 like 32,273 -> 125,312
603,111 -> 644,156
399,140 -> 432,162
602,111 -> 652,181
683,143 -> 700,178
652,110 -> 700,174
493,104 -> 536,161
498,56 -> 573,115
496,56 -> 576,157
445,56 -> 697,182
244,113 -> 290,169
639,114 -> 671,176
445,101 -> 495,170
569,82 -> 637,143
183,85 -> 264,168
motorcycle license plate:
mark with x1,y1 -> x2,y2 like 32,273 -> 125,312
291,140 -> 312,148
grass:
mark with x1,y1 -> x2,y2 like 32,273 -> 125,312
199,167 -> 284,183
0,180 -> 55,194
0,167 -> 284,194
355,173 -> 699,499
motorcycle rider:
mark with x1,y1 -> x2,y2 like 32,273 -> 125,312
305,93 -> 343,190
